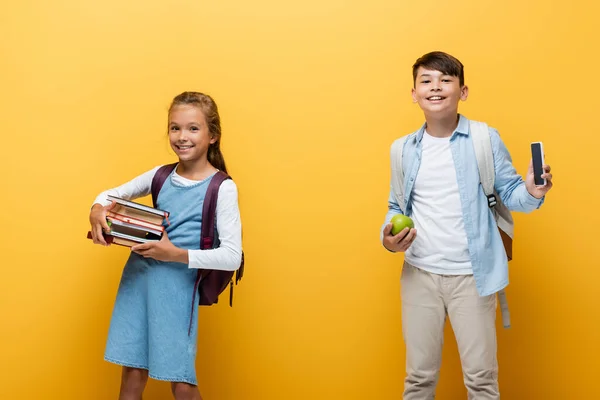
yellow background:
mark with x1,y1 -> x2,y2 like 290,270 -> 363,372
1,1 -> 598,399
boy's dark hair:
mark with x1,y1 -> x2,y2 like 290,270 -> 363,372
412,51 -> 465,87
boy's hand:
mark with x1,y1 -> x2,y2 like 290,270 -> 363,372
526,161 -> 553,199
131,232 -> 188,263
89,201 -> 116,246
382,223 -> 417,252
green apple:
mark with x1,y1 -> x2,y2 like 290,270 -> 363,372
390,214 -> 414,235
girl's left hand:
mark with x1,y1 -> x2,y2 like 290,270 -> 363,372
131,232 -> 186,262
525,160 -> 553,199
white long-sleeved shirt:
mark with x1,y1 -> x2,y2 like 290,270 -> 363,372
93,166 -> 242,271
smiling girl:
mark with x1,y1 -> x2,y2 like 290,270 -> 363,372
88,92 -> 242,400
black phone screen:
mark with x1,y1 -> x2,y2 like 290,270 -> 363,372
531,143 -> 545,186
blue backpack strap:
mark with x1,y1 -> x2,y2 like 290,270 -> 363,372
151,163 -> 178,208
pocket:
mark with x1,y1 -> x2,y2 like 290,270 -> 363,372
400,260 -> 413,283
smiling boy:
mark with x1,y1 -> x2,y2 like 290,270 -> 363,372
381,51 -> 553,399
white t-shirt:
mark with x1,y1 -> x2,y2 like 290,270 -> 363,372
93,166 -> 242,271
404,132 -> 473,275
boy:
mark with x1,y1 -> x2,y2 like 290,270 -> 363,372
381,51 -> 553,399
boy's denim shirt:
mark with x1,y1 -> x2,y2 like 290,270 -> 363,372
383,114 -> 544,296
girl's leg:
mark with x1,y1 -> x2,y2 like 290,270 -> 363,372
171,382 -> 203,400
119,367 -> 149,400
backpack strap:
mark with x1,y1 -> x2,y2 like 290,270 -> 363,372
187,171 -> 245,335
205,171 -> 244,294
470,121 -> 498,207
206,171 -> 244,300
201,172 -> 244,303
391,136 -> 409,213
201,171 -> 231,250
151,163 -> 178,208
470,121 -> 515,243
470,120 -> 512,329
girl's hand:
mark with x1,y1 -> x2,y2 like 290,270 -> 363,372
526,161 -> 553,199
89,202 -> 116,246
131,232 -> 188,263
382,224 -> 417,253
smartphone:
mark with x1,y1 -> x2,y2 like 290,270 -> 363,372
531,142 -> 546,186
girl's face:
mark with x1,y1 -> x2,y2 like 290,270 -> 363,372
168,105 -> 217,163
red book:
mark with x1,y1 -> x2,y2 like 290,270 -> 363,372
106,211 -> 165,233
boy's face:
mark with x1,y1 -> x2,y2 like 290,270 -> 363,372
412,67 -> 468,119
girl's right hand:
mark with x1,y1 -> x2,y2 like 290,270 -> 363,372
89,202 -> 116,246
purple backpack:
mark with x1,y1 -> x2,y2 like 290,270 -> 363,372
151,163 -> 244,332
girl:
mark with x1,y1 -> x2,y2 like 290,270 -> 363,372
89,92 -> 242,400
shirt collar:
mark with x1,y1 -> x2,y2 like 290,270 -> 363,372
415,114 -> 470,142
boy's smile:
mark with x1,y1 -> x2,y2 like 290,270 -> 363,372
426,95 -> 445,103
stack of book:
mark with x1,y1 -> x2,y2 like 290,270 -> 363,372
87,195 -> 169,247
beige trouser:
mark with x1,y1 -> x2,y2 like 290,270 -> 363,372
401,262 -> 499,400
